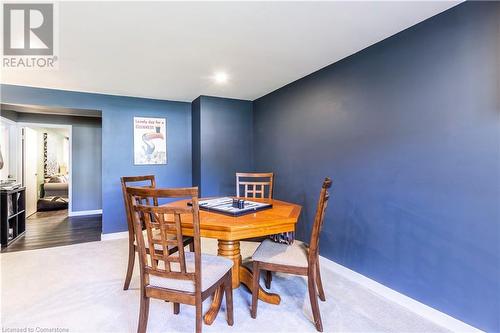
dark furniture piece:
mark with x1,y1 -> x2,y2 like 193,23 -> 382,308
37,176 -> 69,211
37,196 -> 68,211
120,175 -> 194,291
126,186 -> 233,333
1,187 -> 26,248
250,177 -> 332,332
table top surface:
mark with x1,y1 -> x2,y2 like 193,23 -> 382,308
166,197 -> 301,240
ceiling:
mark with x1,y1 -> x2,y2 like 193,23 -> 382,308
2,1 -> 461,102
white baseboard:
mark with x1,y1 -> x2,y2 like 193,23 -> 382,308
101,231 -> 129,241
68,209 -> 102,217
319,257 -> 483,333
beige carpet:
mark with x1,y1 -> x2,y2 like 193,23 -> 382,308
1,238 -> 449,333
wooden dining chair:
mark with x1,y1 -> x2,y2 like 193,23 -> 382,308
236,172 -> 274,199
250,177 -> 332,332
127,186 -> 234,333
236,172 -> 276,286
121,175 -> 194,290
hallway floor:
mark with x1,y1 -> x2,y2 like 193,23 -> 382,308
1,209 -> 101,253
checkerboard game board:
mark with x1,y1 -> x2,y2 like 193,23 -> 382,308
195,197 -> 272,217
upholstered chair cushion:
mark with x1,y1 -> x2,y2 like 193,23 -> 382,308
252,239 -> 309,267
148,253 -> 233,292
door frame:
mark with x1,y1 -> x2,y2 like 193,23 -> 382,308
18,122 -> 73,215
0,116 -> 18,180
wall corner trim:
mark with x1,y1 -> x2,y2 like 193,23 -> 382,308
319,257 -> 483,333
68,209 -> 102,217
101,231 -> 128,241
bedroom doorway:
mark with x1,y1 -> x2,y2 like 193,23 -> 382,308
1,103 -> 102,253
20,123 -> 72,219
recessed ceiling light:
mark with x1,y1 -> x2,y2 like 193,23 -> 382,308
214,72 -> 228,84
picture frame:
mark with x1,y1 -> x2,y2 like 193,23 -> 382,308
133,117 -> 167,165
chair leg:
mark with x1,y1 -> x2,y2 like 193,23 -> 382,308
316,264 -> 326,302
137,292 -> 150,333
225,273 -> 234,326
124,242 -> 135,290
264,270 -> 272,289
173,302 -> 180,315
308,273 -> 323,332
251,261 -> 260,319
195,298 -> 203,333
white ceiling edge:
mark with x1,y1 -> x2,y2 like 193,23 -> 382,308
253,1 -> 465,101
1,1 -> 464,103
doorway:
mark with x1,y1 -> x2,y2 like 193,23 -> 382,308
21,123 -> 72,218
1,103 -> 102,252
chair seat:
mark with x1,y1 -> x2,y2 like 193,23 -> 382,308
149,253 -> 233,292
252,239 -> 309,268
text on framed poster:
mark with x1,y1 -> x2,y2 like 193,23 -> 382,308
133,117 -> 167,165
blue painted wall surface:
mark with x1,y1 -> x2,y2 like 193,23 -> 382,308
1,84 -> 192,234
192,97 -> 201,191
253,3 -> 499,331
193,96 -> 253,197
3,111 -> 102,211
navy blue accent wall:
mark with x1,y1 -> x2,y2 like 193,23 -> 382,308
192,96 -> 253,197
1,84 -> 192,234
253,3 -> 499,331
191,97 -> 201,191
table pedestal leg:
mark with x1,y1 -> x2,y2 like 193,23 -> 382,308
203,239 -> 281,325
218,240 -> 242,288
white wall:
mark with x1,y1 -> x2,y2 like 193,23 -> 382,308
0,118 -> 19,181
0,122 -> 10,181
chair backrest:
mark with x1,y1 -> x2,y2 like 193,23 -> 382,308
236,172 -> 274,199
121,175 -> 157,238
127,186 -> 201,291
308,178 -> 332,262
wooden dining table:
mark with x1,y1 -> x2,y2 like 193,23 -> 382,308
165,197 -> 301,325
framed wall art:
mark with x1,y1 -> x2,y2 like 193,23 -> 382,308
133,117 -> 167,165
